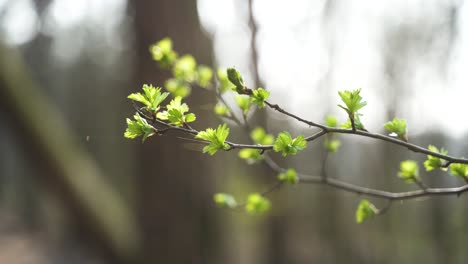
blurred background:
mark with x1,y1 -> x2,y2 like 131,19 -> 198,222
1,0 -> 468,263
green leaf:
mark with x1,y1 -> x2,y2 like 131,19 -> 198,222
149,38 -> 178,68
384,118 -> 407,141
185,113 -> 196,123
156,96 -> 196,126
214,193 -> 237,208
273,132 -> 307,157
250,127 -> 274,145
323,139 -> 341,153
245,193 -> 271,215
449,163 -> 468,179
124,113 -> 155,141
398,160 -> 420,183
196,65 -> 213,88
325,115 -> 338,127
250,88 -> 270,108
173,54 -> 197,82
278,168 -> 298,184
340,114 -> 365,130
164,78 -> 191,98
338,88 -> 367,115
424,145 -> 448,172
236,95 -> 251,114
355,200 -> 377,224
226,67 -> 245,90
238,149 -> 263,164
195,123 -> 230,155
216,68 -> 236,93
128,84 -> 169,112
214,103 -> 229,116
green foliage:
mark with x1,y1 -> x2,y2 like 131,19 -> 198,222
278,168 -> 298,184
449,163 -> 468,179
124,114 -> 155,142
235,95 -> 251,114
355,200 -> 377,223
156,96 -> 196,127
164,78 -> 191,98
398,160 -> 420,183
251,88 -> 270,108
250,127 -> 275,145
325,115 -> 338,128
340,114 -> 365,130
226,67 -> 245,91
245,193 -> 271,214
214,193 -> 237,208
324,139 -> 341,153
173,54 -> 197,82
238,127 -> 274,164
149,37 -> 177,68
384,118 -> 407,141
238,149 -> 262,164
195,124 -> 230,155
338,88 -> 367,115
273,132 -> 307,157
127,84 -> 169,113
214,103 -> 229,117
424,145 -> 448,172
324,115 -> 341,152
196,65 -> 213,88
216,68 -> 235,93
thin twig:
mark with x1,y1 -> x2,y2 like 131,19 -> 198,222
262,101 -> 468,165
260,153 -> 468,201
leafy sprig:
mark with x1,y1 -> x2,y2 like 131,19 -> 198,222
126,37 -> 468,222
355,200 -> 377,223
450,163 -> 468,179
424,145 -> 448,172
156,96 -> 196,127
273,132 -> 307,157
338,88 -> 367,115
245,193 -> 271,214
124,113 -> 155,142
278,169 -> 298,184
384,118 -> 407,141
149,38 -> 177,68
195,124 -> 230,155
398,160 -> 420,183
250,88 -> 270,108
128,84 -> 169,113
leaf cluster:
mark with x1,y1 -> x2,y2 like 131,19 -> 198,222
338,88 -> 367,115
273,132 -> 307,157
278,168 -> 298,184
195,124 -> 230,155
245,193 -> 271,214
398,160 -> 419,183
156,96 -> 196,127
355,200 -> 377,223
124,114 -> 155,142
450,163 -> 468,179
238,127 -> 274,164
149,38 -> 177,68
424,145 -> 448,172
127,84 -> 169,113
384,118 -> 407,141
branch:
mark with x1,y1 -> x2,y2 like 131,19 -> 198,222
263,101 -> 468,165
262,154 -> 468,201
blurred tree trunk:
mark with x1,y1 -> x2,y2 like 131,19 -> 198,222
131,1 -> 218,263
